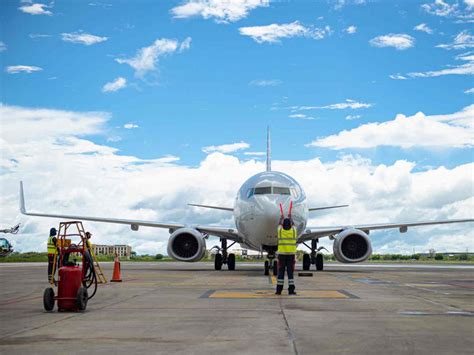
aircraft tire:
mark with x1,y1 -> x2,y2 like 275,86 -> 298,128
302,254 -> 311,271
214,254 -> 223,270
273,260 -> 278,276
316,254 -> 324,271
264,260 -> 269,275
227,253 -> 235,270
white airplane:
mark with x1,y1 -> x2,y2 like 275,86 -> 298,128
20,129 -> 473,275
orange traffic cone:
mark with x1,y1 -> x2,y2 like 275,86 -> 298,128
111,253 -> 122,282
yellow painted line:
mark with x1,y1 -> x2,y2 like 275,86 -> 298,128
208,290 -> 349,299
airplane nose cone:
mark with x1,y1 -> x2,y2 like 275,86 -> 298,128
254,195 -> 292,233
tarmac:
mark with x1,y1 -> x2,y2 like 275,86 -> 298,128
1,261 -> 473,354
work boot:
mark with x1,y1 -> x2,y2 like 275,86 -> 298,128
275,285 -> 283,295
288,285 -> 296,295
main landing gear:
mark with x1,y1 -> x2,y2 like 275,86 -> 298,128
264,253 -> 278,276
214,238 -> 236,271
302,239 -> 326,271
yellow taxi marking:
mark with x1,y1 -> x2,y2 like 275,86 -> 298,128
208,290 -> 350,299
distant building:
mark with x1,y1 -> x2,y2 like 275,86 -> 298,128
92,244 -> 132,259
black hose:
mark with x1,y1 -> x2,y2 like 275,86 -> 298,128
82,250 -> 98,300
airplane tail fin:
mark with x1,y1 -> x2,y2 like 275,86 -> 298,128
20,181 -> 26,214
266,126 -> 271,172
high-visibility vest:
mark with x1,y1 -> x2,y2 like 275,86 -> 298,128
47,236 -> 57,255
277,227 -> 297,255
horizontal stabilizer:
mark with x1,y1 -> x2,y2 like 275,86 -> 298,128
188,204 -> 233,212
308,204 -> 349,212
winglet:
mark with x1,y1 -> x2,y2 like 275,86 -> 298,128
266,126 -> 271,172
20,181 -> 27,214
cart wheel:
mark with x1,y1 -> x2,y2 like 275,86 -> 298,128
76,286 -> 88,311
43,287 -> 55,312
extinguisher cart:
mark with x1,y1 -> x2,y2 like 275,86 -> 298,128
43,221 -> 106,312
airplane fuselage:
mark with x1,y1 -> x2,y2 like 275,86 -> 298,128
233,171 -> 308,252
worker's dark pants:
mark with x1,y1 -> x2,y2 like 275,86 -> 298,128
47,254 -> 55,281
276,254 -> 295,294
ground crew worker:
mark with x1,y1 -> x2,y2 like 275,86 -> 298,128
47,227 -> 57,282
276,218 -> 297,295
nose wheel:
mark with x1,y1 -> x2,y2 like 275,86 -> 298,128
264,254 -> 278,276
213,238 -> 236,271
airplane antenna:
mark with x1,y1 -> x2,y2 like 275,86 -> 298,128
266,126 -> 271,172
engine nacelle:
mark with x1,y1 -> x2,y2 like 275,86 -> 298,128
167,228 -> 206,262
333,228 -> 372,263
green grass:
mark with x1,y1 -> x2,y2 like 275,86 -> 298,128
1,252 -> 473,264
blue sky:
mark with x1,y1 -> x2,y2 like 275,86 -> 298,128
1,0 -> 473,254
2,0 -> 473,167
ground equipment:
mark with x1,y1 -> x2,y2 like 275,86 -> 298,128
43,221 -> 106,312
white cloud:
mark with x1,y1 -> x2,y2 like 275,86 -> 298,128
239,21 -> 332,43
116,37 -> 190,78
2,104 -> 473,256
465,87 -> 474,93
345,25 -> 357,34
307,105 -> 474,149
289,113 -> 315,120
6,65 -> 43,74
171,0 -> 269,23
414,23 -> 433,34
19,3 -> 52,15
29,33 -> 52,39
345,114 -> 362,120
61,32 -> 108,46
123,123 -> 139,129
369,33 -> 415,50
0,104 -> 108,144
102,77 -> 127,93
406,52 -> 474,78
0,41 -> 6,52
436,30 -> 474,50
422,0 -> 474,23
334,0 -> 366,10
1,105 -> 472,255
292,99 -> 372,111
106,136 -> 122,142
244,151 -> 265,156
179,37 -> 192,51
421,0 -> 458,16
202,141 -> 250,154
249,79 -> 282,86
389,74 -> 408,80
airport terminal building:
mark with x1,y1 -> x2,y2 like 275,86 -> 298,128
92,244 -> 132,259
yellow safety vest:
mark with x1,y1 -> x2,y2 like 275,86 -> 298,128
47,236 -> 57,255
277,227 -> 297,255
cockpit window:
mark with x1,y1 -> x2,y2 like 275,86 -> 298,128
248,186 -> 291,196
273,187 -> 291,195
254,187 -> 272,195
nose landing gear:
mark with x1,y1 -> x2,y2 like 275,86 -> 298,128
213,238 -> 236,271
264,253 -> 278,276
302,239 -> 327,271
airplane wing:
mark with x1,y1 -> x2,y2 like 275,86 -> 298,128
299,219 -> 474,243
20,182 -> 243,243
308,204 -> 349,212
188,204 -> 233,212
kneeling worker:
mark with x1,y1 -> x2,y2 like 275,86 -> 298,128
276,218 -> 297,295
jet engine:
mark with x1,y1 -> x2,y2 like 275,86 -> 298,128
333,228 -> 372,263
167,228 -> 207,262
